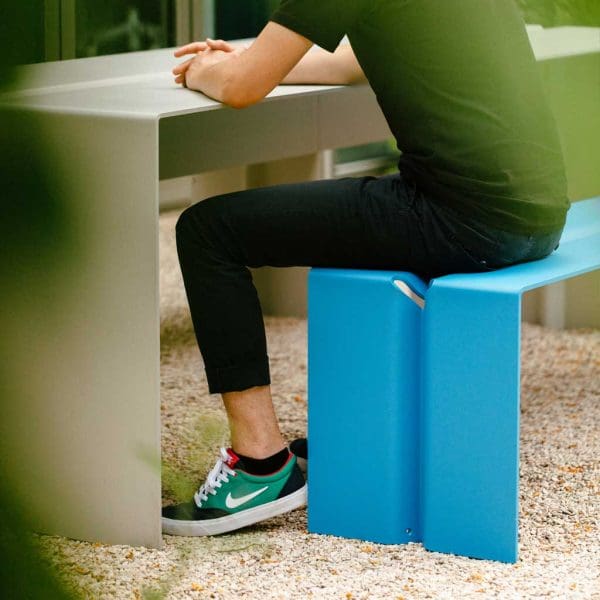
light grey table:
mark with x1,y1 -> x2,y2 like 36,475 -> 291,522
2,27 -> 598,548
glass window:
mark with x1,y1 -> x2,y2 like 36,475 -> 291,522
74,0 -> 175,58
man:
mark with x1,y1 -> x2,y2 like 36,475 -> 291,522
162,0 -> 568,536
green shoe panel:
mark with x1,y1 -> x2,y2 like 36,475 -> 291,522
200,454 -> 299,514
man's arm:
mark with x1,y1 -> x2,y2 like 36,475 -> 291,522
172,22 -> 366,109
197,40 -> 366,86
281,44 -> 366,86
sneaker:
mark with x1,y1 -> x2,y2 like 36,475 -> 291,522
289,438 -> 307,476
162,447 -> 306,536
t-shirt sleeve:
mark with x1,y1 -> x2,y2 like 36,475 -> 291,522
270,0 -> 349,52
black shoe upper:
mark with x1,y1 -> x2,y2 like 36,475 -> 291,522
276,462 -> 305,499
289,438 -> 307,460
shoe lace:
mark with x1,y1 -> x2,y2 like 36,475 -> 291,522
194,447 -> 236,508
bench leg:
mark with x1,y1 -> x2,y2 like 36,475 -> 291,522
307,269 -> 425,544
421,285 -> 521,562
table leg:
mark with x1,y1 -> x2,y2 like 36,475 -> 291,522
4,111 -> 163,547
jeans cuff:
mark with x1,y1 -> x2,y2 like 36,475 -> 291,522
205,355 -> 271,394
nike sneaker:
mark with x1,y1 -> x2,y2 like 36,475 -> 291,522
289,438 -> 307,476
162,447 -> 306,536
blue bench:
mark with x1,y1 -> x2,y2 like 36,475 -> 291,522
307,196 -> 599,563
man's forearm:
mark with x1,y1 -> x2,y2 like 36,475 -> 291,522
281,47 -> 343,84
226,40 -> 366,86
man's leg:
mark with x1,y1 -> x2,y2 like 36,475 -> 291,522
222,385 -> 285,459
163,173 -> 473,535
174,174 -> 427,393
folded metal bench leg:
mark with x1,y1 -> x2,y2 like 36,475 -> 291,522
307,268 -> 426,544
422,283 -> 521,562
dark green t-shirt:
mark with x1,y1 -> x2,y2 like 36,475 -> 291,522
270,0 -> 569,234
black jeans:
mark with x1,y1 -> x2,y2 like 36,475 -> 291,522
175,172 -> 562,393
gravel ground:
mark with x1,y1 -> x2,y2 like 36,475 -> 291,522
36,210 -> 600,599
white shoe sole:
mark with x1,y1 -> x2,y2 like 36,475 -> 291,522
162,484 -> 307,536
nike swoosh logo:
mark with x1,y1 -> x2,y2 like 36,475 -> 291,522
225,486 -> 269,509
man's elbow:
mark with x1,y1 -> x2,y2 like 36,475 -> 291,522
341,66 -> 367,86
222,94 -> 256,110
221,78 -> 264,109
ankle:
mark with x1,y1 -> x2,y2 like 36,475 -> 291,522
230,437 -> 286,460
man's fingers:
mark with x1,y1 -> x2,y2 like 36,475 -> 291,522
206,38 -> 235,52
172,57 -> 195,75
174,73 -> 188,88
174,41 -> 207,56
174,41 -> 208,57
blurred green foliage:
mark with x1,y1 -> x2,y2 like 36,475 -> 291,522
0,485 -> 74,600
517,0 -> 600,26
161,412 -> 229,504
0,4 -> 78,599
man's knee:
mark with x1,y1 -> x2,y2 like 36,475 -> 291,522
175,197 -> 229,259
176,202 -> 199,238
176,200 -> 212,244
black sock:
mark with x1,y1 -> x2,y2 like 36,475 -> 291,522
235,447 -> 290,475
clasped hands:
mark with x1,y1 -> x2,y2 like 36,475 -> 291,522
172,38 -> 247,90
